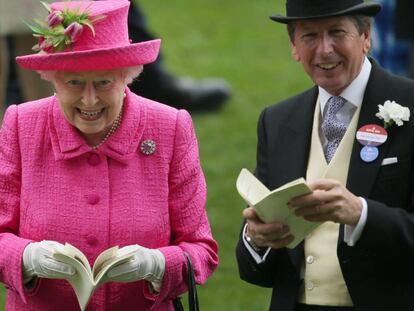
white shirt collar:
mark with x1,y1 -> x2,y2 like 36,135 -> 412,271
319,57 -> 371,114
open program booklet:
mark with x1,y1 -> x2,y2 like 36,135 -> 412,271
236,168 -> 321,248
53,243 -> 138,311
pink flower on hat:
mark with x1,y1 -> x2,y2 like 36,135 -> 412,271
16,0 -> 161,72
26,1 -> 105,53
64,22 -> 84,43
38,36 -> 54,54
47,11 -> 64,27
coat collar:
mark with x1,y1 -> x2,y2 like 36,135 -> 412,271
49,88 -> 147,162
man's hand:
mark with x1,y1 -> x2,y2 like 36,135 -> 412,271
243,207 -> 294,249
291,179 -> 363,225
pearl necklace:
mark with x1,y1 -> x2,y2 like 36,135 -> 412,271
92,107 -> 123,150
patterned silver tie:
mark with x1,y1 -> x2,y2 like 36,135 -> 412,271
321,96 -> 347,163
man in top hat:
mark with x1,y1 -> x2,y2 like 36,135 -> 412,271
236,1 -> 414,310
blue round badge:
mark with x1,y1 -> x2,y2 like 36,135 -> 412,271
360,146 -> 379,162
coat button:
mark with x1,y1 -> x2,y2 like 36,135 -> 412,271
306,255 -> 315,264
85,194 -> 100,205
85,235 -> 98,246
87,153 -> 101,166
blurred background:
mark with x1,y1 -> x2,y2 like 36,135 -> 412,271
0,0 -> 313,309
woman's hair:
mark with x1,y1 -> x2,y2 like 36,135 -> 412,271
37,65 -> 144,85
122,65 -> 144,84
37,70 -> 57,82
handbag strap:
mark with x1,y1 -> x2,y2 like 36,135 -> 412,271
185,254 -> 199,311
173,254 -> 199,311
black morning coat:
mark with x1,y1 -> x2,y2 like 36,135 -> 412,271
236,60 -> 414,311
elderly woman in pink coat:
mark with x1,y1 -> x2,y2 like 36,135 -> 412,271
0,1 -> 218,310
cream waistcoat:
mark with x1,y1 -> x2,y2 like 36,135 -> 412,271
298,99 -> 361,306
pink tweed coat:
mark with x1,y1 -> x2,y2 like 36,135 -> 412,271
0,89 -> 218,310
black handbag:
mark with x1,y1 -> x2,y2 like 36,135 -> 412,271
173,254 -> 199,311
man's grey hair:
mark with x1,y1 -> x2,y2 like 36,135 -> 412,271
286,15 -> 373,42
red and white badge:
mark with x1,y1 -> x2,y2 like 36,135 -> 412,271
356,124 -> 388,147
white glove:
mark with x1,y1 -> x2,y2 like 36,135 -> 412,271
106,245 -> 165,289
22,240 -> 76,284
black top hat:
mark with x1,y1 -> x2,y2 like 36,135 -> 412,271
270,0 -> 382,24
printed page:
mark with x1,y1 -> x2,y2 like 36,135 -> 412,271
53,243 -> 95,311
53,244 -> 140,310
93,245 -> 139,286
92,246 -> 119,280
285,213 -> 321,248
236,168 -> 271,205
236,168 -> 319,248
255,181 -> 311,223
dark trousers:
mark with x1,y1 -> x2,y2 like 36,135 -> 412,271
295,304 -> 355,311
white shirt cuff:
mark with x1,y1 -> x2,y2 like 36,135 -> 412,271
344,197 -> 367,246
242,224 -> 271,264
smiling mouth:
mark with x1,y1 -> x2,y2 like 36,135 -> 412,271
317,62 -> 341,70
77,108 -> 105,120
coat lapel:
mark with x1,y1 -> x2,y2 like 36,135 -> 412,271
271,87 -> 318,271
270,87 -> 318,189
99,89 -> 146,162
347,61 -> 395,197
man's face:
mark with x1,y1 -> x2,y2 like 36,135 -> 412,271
290,16 -> 371,95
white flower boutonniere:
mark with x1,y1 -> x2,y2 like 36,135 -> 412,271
375,100 -> 410,129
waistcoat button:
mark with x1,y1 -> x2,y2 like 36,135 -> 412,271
305,281 -> 315,291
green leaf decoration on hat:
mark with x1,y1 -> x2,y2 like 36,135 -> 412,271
26,1 -> 106,53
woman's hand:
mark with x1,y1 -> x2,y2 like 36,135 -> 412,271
22,240 -> 76,284
106,245 -> 165,289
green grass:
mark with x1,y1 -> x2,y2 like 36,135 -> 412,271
0,0 -> 312,309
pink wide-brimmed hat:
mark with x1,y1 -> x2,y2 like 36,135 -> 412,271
16,0 -> 160,71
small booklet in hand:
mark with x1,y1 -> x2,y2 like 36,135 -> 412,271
236,168 -> 320,248
53,243 -> 138,311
